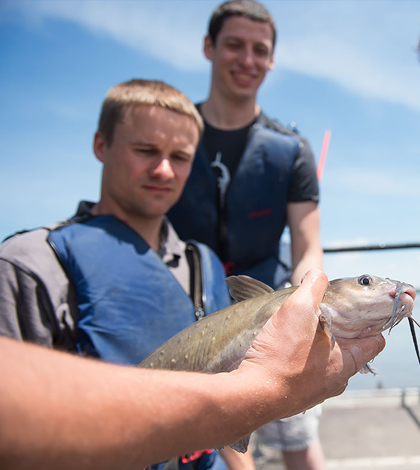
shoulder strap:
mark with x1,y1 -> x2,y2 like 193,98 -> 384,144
257,111 -> 295,136
185,241 -> 205,321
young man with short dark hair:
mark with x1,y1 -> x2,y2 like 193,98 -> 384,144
168,2 -> 325,469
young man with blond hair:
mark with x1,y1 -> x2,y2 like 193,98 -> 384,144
0,79 -> 238,470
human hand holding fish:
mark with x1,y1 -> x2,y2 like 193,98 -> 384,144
137,269 -> 389,465
226,270 -> 386,429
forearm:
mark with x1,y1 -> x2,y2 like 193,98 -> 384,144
0,338 -> 274,470
287,202 -> 323,286
290,245 -> 323,286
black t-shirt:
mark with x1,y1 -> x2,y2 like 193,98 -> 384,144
202,120 -> 254,176
200,111 -> 319,205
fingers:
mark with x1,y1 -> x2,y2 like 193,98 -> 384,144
337,334 -> 386,376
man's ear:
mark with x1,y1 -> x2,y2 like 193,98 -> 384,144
268,51 -> 274,71
203,34 -> 214,61
93,131 -> 107,163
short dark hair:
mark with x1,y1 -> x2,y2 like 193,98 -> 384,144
97,79 -> 203,146
208,0 -> 276,48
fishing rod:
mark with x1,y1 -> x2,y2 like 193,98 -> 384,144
323,242 -> 420,253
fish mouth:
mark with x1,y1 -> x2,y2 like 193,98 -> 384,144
385,282 -> 416,331
396,283 -> 416,309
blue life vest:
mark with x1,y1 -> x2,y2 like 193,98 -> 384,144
48,215 -> 230,365
168,119 -> 299,289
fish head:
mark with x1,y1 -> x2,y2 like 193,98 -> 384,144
320,274 -> 416,339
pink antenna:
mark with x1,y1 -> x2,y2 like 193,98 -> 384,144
317,130 -> 331,182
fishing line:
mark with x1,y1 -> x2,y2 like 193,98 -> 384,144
388,306 -> 405,334
383,284 -> 402,330
408,317 -> 420,368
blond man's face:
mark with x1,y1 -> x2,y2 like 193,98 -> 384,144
94,105 -> 199,221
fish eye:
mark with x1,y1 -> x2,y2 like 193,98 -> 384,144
358,275 -> 373,286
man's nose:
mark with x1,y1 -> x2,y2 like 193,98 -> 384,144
151,157 -> 174,179
238,47 -> 254,67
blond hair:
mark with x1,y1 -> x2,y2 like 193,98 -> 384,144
98,79 -> 203,146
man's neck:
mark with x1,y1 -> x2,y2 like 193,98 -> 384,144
129,219 -> 163,252
200,96 -> 260,130
92,202 -> 163,252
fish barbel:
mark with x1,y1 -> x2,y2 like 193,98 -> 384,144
139,274 -> 417,452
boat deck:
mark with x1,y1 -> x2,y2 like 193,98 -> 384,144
251,388 -> 420,470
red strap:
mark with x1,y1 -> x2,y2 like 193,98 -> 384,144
223,261 -> 234,275
180,449 -> 213,464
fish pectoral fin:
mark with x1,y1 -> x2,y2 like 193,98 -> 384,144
216,435 -> 250,453
225,275 -> 274,302
318,311 -> 335,350
228,435 -> 251,453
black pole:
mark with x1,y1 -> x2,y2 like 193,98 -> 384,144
323,243 -> 420,254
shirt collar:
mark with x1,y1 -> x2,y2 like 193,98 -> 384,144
159,217 -> 185,264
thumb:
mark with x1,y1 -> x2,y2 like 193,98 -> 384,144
270,269 -> 329,331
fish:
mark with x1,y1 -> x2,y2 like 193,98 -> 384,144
139,274 -> 417,453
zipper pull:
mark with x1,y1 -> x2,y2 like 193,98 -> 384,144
195,307 -> 205,321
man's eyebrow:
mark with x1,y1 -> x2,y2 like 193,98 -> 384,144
222,35 -> 242,41
175,149 -> 194,156
222,35 -> 269,47
130,142 -> 194,155
131,140 -> 157,147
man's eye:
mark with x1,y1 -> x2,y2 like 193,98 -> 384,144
254,47 -> 268,57
172,154 -> 189,162
226,42 -> 241,50
135,148 -> 154,155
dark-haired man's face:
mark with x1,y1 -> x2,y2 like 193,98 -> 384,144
204,16 -> 274,101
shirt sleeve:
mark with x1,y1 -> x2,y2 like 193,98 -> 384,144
0,259 -> 56,346
287,135 -> 319,203
0,231 -> 78,350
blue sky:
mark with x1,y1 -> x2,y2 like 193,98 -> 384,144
1,0 -> 420,288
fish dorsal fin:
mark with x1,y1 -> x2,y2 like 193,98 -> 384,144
225,275 -> 274,302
